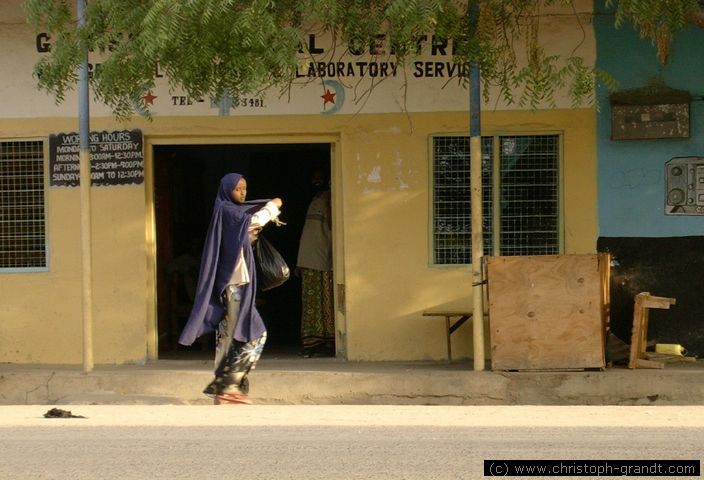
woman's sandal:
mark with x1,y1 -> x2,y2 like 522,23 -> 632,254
214,392 -> 253,405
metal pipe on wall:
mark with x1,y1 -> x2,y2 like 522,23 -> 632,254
469,0 -> 485,371
470,90 -> 485,371
77,0 -> 94,373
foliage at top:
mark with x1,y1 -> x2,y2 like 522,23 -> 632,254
607,0 -> 703,63
22,0 -> 704,119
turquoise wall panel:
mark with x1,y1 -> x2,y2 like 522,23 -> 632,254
595,0 -> 704,237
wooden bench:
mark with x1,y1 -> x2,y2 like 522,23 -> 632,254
422,311 -> 473,362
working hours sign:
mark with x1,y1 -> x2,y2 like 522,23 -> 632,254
49,129 -> 144,187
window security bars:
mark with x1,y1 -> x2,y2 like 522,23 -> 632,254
432,134 -> 559,264
432,136 -> 493,264
499,135 -> 559,256
0,141 -> 46,270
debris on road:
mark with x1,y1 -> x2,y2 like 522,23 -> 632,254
43,408 -> 86,419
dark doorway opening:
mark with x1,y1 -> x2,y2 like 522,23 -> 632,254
153,143 -> 332,359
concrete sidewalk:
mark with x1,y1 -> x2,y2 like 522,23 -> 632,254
1,357 -> 703,406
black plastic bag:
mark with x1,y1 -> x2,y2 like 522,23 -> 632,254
254,235 -> 290,291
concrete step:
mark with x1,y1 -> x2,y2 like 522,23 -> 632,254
1,358 -> 704,405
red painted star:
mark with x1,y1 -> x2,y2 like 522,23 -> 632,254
321,88 -> 336,107
142,90 -> 157,105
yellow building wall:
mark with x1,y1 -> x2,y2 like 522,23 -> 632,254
0,118 -> 148,364
338,110 -> 597,360
0,108 -> 595,364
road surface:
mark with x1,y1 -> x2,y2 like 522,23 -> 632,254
1,405 -> 702,479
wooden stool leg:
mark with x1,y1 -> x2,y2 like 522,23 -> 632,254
445,315 -> 452,362
628,294 -> 644,369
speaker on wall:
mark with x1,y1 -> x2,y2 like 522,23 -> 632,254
665,156 -> 704,215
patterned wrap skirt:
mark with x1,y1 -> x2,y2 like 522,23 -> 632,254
300,269 -> 335,350
203,286 -> 266,397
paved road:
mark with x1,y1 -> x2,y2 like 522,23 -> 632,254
1,406 -> 702,479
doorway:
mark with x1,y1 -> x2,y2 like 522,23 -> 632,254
153,143 -> 332,358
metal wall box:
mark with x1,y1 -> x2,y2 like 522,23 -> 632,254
487,254 -> 610,371
611,103 -> 689,140
665,156 -> 704,215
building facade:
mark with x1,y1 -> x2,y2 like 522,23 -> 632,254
595,0 -> 704,356
0,1 -> 597,364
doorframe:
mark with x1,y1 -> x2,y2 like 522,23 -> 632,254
144,134 -> 344,360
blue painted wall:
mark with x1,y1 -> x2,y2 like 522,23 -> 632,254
595,0 -> 704,237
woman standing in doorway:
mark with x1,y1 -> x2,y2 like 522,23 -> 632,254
179,173 -> 283,405
296,168 -> 335,357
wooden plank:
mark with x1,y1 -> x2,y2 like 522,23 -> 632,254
422,311 -> 472,317
628,293 -> 647,369
635,358 -> 665,369
487,254 -> 607,371
444,316 -> 451,362
448,315 -> 471,334
644,352 -> 697,363
600,253 -> 611,343
642,297 -> 676,309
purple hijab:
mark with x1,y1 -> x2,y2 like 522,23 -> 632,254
179,173 -> 268,345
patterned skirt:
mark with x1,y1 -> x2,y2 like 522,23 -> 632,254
300,269 -> 335,351
203,286 -> 266,399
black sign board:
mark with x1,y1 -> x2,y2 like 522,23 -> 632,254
49,129 -> 144,187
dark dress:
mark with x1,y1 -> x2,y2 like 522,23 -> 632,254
179,173 -> 270,400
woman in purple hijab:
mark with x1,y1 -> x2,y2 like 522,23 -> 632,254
179,173 -> 283,405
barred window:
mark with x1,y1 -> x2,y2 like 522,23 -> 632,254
499,135 -> 560,256
432,136 -> 493,264
0,140 -> 47,271
432,134 -> 560,264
